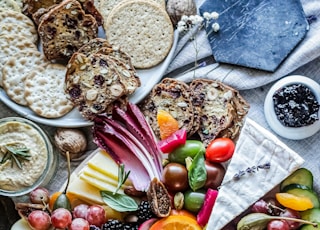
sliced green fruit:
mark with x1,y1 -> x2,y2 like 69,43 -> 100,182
282,184 -> 319,209
300,208 -> 320,230
280,168 -> 313,191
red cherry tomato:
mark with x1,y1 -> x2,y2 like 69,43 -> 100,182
205,138 -> 235,163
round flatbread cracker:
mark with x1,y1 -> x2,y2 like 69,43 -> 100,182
0,35 -> 38,86
0,10 -> 36,33
104,0 -> 173,68
0,23 -> 38,44
24,64 -> 74,118
2,50 -> 48,106
0,0 -> 21,12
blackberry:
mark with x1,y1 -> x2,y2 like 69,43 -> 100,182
102,219 -> 124,230
136,200 -> 156,223
90,225 -> 100,230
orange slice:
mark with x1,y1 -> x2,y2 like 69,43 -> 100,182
157,109 -> 179,140
276,193 -> 314,211
150,215 -> 202,230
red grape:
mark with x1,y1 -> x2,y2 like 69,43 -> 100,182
30,187 -> 50,204
70,218 -> 90,230
27,210 -> 51,230
280,209 -> 301,230
267,220 -> 290,230
86,205 -> 106,227
251,199 -> 269,214
51,208 -> 72,229
73,204 -> 89,219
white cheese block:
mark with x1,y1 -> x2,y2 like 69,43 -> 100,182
207,118 -> 305,230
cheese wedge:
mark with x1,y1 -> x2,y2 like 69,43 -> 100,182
80,173 -> 125,194
67,177 -> 104,205
87,149 -> 120,181
207,118 -> 305,230
82,166 -> 132,188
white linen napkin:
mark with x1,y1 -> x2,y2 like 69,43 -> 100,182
165,0 -> 320,90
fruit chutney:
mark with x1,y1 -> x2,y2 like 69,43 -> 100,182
272,83 -> 320,127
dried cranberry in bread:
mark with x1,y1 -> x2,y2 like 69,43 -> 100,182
38,0 -> 98,61
160,77 -> 200,136
218,90 -> 250,140
65,53 -> 126,120
73,38 -> 140,94
139,78 -> 194,139
190,79 -> 237,147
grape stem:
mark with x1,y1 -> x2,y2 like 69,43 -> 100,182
271,216 -> 317,227
63,151 -> 71,194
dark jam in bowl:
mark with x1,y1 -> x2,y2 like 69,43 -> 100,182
273,83 -> 320,127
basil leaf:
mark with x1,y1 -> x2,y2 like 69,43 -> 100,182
100,190 -> 138,212
188,150 -> 207,191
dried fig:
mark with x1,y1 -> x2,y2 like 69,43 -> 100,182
147,178 -> 171,218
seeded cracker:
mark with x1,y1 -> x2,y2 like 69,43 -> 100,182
65,53 -> 127,120
104,0 -> 174,69
24,64 -> 74,118
38,0 -> 98,60
139,78 -> 194,139
2,50 -> 48,106
0,35 -> 38,87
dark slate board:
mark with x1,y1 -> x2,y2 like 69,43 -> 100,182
199,0 -> 309,72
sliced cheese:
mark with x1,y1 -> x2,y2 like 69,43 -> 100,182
207,118 -> 305,230
87,149 -> 119,181
80,174 -> 124,194
67,177 -> 104,205
83,165 -> 132,187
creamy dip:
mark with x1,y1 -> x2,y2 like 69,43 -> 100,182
0,121 -> 48,191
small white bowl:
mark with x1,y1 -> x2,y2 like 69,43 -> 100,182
264,75 -> 320,140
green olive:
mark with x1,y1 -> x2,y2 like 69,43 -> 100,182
168,140 -> 205,165
183,189 -> 206,213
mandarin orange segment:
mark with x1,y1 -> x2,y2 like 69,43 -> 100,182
150,215 -> 202,230
157,109 -> 179,140
275,192 -> 314,211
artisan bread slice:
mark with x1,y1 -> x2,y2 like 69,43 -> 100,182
139,78 -> 194,139
190,79 -> 236,147
65,53 -> 127,120
38,0 -> 98,61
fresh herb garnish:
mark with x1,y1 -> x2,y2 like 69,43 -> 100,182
100,164 -> 137,212
100,190 -> 138,212
114,164 -> 130,195
0,144 -> 31,169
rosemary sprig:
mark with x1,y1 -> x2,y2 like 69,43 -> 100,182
114,164 -> 130,195
0,144 -> 31,169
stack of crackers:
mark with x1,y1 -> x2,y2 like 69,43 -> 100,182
139,78 -> 250,146
0,0 -> 175,121
0,2 -> 74,119
65,38 -> 141,120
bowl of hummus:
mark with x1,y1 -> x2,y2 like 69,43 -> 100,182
0,117 -> 56,197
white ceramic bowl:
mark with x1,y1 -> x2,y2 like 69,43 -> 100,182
0,117 -> 57,197
264,75 -> 320,140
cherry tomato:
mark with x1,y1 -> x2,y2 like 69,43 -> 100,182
205,138 -> 235,163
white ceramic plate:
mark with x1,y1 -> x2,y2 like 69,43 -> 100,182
0,30 -> 179,128
264,75 -> 320,140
